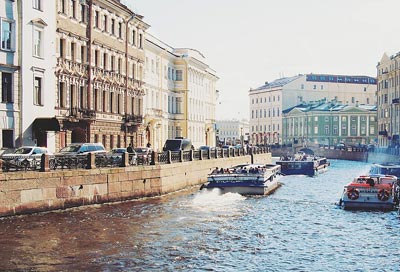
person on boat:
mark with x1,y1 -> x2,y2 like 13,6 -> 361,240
366,178 -> 375,187
219,168 -> 224,174
211,167 -> 219,174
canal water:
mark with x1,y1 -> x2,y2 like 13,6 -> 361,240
1,160 -> 400,271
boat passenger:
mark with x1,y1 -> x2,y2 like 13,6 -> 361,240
366,178 -> 375,187
211,167 -> 219,174
219,168 -> 224,174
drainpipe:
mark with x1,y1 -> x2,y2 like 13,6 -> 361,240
125,13 -> 136,146
86,0 -> 93,142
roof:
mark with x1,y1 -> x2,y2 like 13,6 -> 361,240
251,75 -> 303,91
283,101 -> 377,114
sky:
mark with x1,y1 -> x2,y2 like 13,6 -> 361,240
122,0 -> 400,120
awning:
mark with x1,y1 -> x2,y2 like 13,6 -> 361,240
32,118 -> 60,131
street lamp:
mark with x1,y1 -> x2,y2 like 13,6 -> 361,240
240,127 -> 244,146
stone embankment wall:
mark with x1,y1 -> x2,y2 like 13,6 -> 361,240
0,153 -> 271,217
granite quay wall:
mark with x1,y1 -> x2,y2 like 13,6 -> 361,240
0,152 -> 271,217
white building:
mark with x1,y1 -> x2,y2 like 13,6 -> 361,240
249,74 -> 377,145
216,119 -> 249,146
144,34 -> 218,150
19,0 -> 57,152
0,0 -> 19,149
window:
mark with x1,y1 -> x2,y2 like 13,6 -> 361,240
118,22 -> 122,38
80,4 -> 86,23
94,89 -> 99,111
33,0 -> 42,10
80,45 -> 86,62
111,19 -> 115,35
117,94 -> 121,113
110,92 -> 114,113
103,15 -> 108,32
333,125 -> 338,135
176,70 -> 183,81
59,38 -> 66,57
1,20 -> 13,50
102,90 -> 107,112
139,33 -> 143,48
2,130 -> 13,148
94,50 -> 99,66
118,58 -> 121,74
34,76 -> 42,106
33,29 -> 42,57
1,72 -> 13,103
59,82 -> 65,107
111,56 -> 115,71
94,11 -> 99,28
71,0 -> 76,19
103,53 -> 108,69
79,86 -> 85,108
60,0 -> 66,13
70,42 -> 76,61
324,125 -> 329,135
132,29 -> 136,45
132,63 -> 135,79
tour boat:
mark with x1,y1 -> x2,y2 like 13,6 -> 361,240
201,164 -> 281,195
370,163 -> 400,177
275,152 -> 329,176
339,174 -> 399,210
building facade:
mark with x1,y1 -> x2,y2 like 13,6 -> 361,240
376,52 -> 400,147
216,119 -> 249,146
282,101 -> 378,146
54,0 -> 149,151
144,34 -> 218,150
19,0 -> 57,152
0,0 -> 19,149
249,74 -> 377,145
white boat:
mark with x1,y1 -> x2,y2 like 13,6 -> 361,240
339,174 -> 399,210
200,164 -> 281,195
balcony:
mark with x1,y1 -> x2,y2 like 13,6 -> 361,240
124,113 -> 143,125
379,130 -> 388,136
393,98 -> 400,104
68,107 -> 96,120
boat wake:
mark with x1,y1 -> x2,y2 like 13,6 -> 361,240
190,188 -> 246,214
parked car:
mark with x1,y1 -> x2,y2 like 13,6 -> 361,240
163,138 -> 193,151
1,146 -> 52,170
335,143 -> 346,150
107,147 -> 137,165
57,143 -> 106,156
134,147 -> 151,164
198,145 -> 216,151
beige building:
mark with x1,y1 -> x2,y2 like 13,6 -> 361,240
54,0 -> 149,150
144,34 -> 218,150
249,74 -> 377,145
376,52 -> 400,147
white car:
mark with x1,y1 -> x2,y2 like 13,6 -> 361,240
1,146 -> 52,170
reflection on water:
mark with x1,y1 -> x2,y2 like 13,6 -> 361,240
0,160 -> 400,271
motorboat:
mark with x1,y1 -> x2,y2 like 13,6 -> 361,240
201,164 -> 281,195
339,174 -> 399,210
276,152 -> 329,176
370,163 -> 400,177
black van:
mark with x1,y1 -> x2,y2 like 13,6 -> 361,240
163,138 -> 193,151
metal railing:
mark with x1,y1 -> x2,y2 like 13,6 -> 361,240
0,146 -> 270,172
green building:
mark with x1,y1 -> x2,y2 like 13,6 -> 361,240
282,100 -> 377,146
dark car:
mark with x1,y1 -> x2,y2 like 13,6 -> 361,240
134,147 -> 151,164
107,148 -> 137,165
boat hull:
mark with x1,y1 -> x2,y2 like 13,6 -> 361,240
276,158 -> 329,176
202,179 -> 280,195
202,164 -> 281,195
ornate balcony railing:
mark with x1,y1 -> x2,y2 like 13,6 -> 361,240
124,113 -> 143,124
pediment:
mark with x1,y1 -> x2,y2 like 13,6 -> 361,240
31,18 -> 48,27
